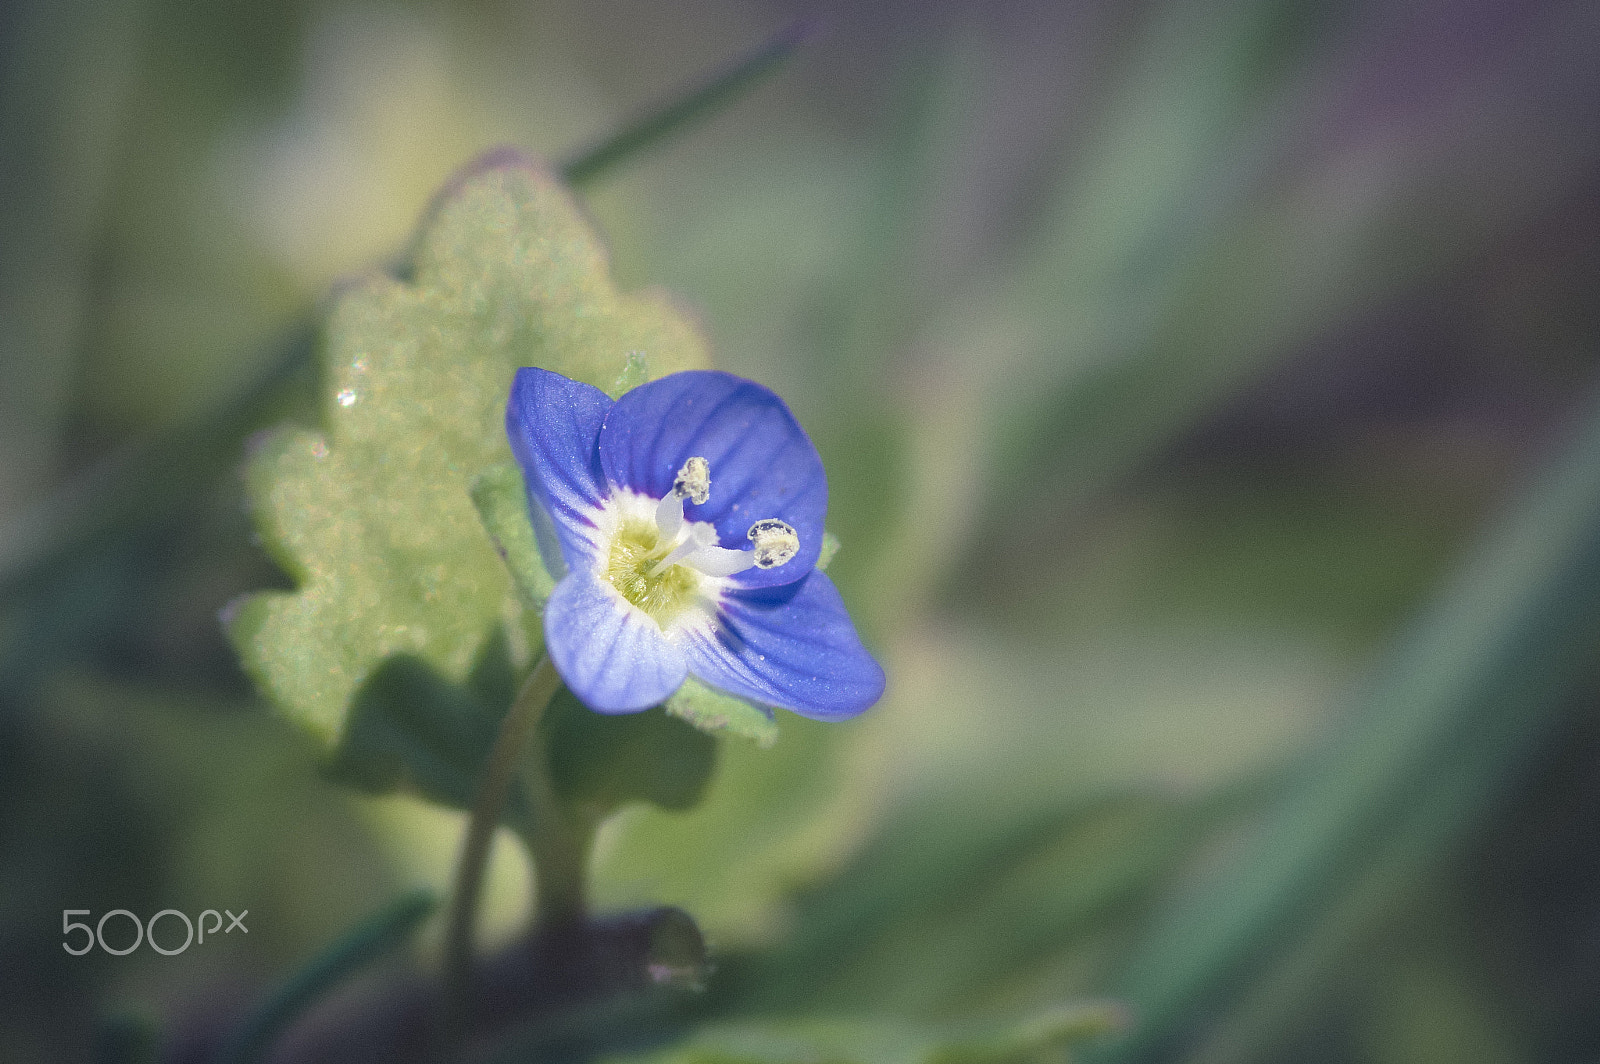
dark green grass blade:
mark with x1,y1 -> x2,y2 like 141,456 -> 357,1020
559,19 -> 817,188
212,890 -> 437,1064
1087,387 -> 1600,1063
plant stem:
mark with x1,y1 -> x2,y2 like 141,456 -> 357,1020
441,655 -> 562,1038
519,714 -> 593,928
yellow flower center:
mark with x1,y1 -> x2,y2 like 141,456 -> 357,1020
596,457 -> 803,629
604,517 -> 702,625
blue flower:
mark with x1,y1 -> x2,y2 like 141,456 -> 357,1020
506,367 -> 886,720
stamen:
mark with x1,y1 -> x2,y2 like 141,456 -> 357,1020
748,519 -> 800,569
654,491 -> 685,546
682,544 -> 757,577
673,456 -> 711,505
648,524 -> 716,578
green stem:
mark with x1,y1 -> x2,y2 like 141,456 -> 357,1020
441,655 -> 562,1035
519,712 -> 593,927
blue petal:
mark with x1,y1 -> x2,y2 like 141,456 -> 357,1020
507,368 -> 613,573
544,570 -> 688,713
597,371 -> 826,589
682,571 -> 885,721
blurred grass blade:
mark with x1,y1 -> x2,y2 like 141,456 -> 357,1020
1088,386 -> 1600,1063
560,19 -> 818,188
807,37 -> 983,615
960,0 -> 1600,576
0,321 -> 314,596
834,37 -> 983,382
0,323 -> 316,692
213,889 -> 436,1064
719,780 -> 1270,1020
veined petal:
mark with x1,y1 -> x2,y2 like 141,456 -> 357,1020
545,570 -> 688,713
597,371 -> 826,588
507,367 -> 613,572
682,571 -> 884,721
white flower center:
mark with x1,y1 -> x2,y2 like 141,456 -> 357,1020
597,458 -> 802,629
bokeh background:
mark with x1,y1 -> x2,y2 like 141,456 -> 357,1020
5,0 -> 1600,1061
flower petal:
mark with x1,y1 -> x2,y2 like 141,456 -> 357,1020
507,367 -> 613,572
544,570 -> 688,713
597,371 -> 826,588
682,571 -> 884,721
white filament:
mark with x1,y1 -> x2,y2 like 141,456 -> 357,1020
641,459 -> 796,579
654,490 -> 684,545
683,544 -> 759,577
648,523 -> 719,577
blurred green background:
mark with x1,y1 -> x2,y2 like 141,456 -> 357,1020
5,0 -> 1600,1061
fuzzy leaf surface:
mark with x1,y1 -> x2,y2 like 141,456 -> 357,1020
227,154 -> 708,746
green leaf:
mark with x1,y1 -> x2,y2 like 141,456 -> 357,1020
329,628 -> 717,824
608,350 -> 652,399
226,155 -> 709,747
816,530 -> 841,572
588,715 -> 842,939
326,642 -> 513,818
545,689 -> 718,817
471,463 -> 557,610
666,675 -> 779,749
606,1006 -> 1125,1064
